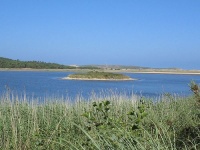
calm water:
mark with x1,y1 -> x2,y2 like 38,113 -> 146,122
0,71 -> 200,99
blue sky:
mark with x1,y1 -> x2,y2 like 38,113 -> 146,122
0,0 -> 200,69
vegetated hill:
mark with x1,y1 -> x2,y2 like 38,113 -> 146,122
0,57 -> 76,69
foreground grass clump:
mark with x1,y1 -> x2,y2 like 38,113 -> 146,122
0,84 -> 200,149
67,71 -> 133,80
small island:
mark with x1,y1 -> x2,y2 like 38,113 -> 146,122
62,71 -> 135,81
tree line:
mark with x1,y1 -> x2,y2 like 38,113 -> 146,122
0,57 -> 76,69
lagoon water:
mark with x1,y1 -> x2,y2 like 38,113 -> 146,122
0,71 -> 200,100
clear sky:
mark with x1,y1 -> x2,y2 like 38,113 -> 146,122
0,0 -> 200,69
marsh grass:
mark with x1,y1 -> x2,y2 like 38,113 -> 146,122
0,90 -> 199,149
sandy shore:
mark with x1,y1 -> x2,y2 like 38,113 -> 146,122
131,71 -> 200,75
62,77 -> 136,81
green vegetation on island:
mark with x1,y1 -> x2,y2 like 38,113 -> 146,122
67,71 -> 133,80
0,82 -> 199,149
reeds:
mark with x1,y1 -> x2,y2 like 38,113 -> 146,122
0,90 -> 199,149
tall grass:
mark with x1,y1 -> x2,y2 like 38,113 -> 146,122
0,88 -> 199,149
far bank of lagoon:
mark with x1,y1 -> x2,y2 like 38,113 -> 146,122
1,68 -> 200,75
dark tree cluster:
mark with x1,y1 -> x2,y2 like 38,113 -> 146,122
0,57 -> 76,69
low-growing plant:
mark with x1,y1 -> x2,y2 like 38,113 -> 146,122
127,98 -> 148,132
190,81 -> 200,103
81,98 -> 150,148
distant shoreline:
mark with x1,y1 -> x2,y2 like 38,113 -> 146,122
1,68 -> 200,75
130,71 -> 200,75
